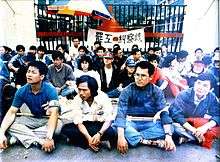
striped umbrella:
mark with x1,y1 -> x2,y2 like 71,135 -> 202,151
47,0 -> 111,19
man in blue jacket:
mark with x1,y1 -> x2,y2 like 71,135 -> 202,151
167,73 -> 220,148
114,61 -> 176,154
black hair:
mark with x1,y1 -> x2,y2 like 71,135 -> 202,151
76,75 -> 98,97
94,41 -> 101,46
154,47 -> 162,51
29,45 -> 37,51
96,46 -> 106,52
195,48 -> 203,53
56,44 -> 67,52
28,61 -> 48,76
16,45 -> 25,52
196,73 -> 215,88
131,44 -> 139,50
148,47 -> 154,52
37,46 -> 46,53
52,50 -> 65,61
72,37 -> 80,41
78,56 -> 93,71
135,61 -> 155,77
214,47 -> 220,52
131,48 -> 140,55
176,50 -> 188,59
147,54 -> 160,63
78,46 -> 88,54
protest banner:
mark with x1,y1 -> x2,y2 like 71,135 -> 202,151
87,28 -> 145,50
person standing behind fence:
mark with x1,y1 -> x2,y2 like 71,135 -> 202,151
0,61 -> 60,152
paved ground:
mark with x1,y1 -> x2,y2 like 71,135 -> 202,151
0,138 -> 219,162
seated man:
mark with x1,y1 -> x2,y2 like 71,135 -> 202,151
114,61 -> 176,155
61,75 -> 116,151
167,73 -> 220,149
47,51 -> 75,97
0,58 -> 10,123
0,61 -> 60,152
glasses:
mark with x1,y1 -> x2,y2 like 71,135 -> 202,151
134,73 -> 149,79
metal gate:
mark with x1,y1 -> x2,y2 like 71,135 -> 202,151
35,3 -> 186,52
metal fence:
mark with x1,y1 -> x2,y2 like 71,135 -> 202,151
35,3 -> 186,52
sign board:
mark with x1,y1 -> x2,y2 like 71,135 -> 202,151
87,28 -> 145,50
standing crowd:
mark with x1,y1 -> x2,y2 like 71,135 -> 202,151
0,37 -> 219,154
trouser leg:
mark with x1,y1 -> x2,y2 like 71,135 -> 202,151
8,116 -> 49,148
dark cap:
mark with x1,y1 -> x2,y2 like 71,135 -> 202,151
126,59 -> 136,67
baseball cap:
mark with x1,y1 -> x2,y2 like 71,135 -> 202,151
126,59 -> 136,67
103,51 -> 113,59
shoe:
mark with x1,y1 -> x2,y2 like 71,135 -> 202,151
140,139 -> 165,148
178,136 -> 191,145
9,136 -> 18,145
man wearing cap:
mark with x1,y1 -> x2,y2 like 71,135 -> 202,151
107,59 -> 135,98
98,51 -> 119,93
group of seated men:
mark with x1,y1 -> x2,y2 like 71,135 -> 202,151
0,58 -> 219,154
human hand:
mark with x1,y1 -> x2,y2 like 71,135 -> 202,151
117,136 -> 128,155
0,134 -> 8,149
91,133 -> 101,146
164,135 -> 176,151
41,138 -> 55,152
88,137 -> 100,152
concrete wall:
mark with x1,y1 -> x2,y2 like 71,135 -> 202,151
0,0 -> 37,50
182,0 -> 219,53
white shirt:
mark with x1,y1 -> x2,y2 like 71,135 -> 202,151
104,67 -> 113,87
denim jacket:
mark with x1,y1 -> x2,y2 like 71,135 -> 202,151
114,83 -> 168,128
168,88 -> 220,125
0,58 -> 9,81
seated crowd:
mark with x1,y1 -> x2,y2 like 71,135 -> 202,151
0,40 -> 219,154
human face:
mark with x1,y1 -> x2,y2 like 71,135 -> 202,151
134,67 -> 151,87
155,50 -> 161,56
17,49 -> 25,56
79,50 -> 85,56
73,39 -> 80,47
126,66 -> 135,74
78,82 -> 91,101
37,50 -> 45,58
26,66 -> 44,84
133,51 -> 141,61
117,50 -> 123,58
103,57 -> 113,65
0,46 -> 5,55
195,50 -> 203,60
53,58 -> 63,69
81,61 -> 89,71
194,80 -> 211,99
150,60 -> 158,67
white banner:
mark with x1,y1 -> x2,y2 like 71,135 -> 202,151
87,28 -> 145,50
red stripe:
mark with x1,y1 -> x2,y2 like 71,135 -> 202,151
37,31 -> 183,38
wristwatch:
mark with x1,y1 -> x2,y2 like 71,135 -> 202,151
165,132 -> 172,136
97,131 -> 103,136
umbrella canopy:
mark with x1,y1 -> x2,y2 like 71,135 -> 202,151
97,18 -> 127,32
47,0 -> 112,19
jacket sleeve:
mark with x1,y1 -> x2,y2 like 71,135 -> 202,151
168,94 -> 187,125
208,94 -> 220,125
114,86 -> 130,128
